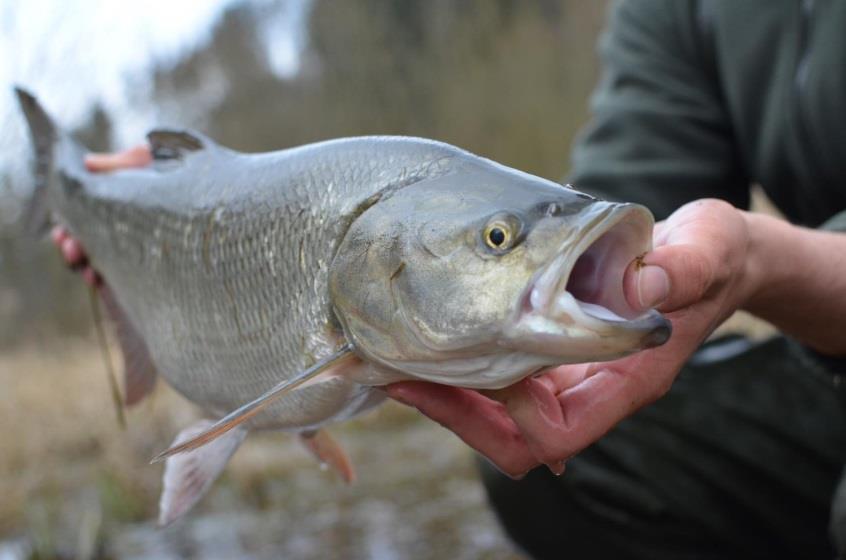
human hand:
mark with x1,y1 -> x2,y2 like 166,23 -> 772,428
387,199 -> 757,477
51,145 -> 152,284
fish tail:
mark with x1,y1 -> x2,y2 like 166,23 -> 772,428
14,86 -> 85,234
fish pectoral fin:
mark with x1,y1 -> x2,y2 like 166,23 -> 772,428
147,128 -> 210,161
299,429 -> 356,484
158,420 -> 247,527
150,344 -> 355,463
99,286 -> 157,406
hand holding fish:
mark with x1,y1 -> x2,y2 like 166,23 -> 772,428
387,199 -> 753,477
387,199 -> 846,477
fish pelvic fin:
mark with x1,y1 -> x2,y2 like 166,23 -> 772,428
299,429 -> 356,484
99,286 -> 158,406
150,344 -> 355,464
158,420 -> 247,527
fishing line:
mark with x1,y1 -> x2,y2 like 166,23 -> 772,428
89,285 -> 127,429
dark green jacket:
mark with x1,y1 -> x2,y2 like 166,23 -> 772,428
569,0 -> 846,231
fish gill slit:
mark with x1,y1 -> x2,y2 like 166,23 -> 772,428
329,164 -> 452,263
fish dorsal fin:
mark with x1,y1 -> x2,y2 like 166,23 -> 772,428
147,128 -> 207,161
150,344 -> 355,463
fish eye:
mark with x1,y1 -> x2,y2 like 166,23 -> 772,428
484,222 -> 512,250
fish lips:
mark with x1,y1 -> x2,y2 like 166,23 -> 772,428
501,202 -> 671,362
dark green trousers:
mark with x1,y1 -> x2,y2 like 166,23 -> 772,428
479,336 -> 846,559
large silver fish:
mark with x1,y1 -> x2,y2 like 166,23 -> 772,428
16,88 -> 669,524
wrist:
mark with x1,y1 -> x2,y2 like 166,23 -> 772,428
732,211 -> 846,356
738,211 -> 784,314
740,211 -> 815,319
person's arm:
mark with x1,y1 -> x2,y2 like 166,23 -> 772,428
743,212 -> 846,356
569,0 -> 748,219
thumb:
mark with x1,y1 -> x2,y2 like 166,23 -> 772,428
624,244 -> 716,313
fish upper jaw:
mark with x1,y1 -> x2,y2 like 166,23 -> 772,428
501,202 -> 671,362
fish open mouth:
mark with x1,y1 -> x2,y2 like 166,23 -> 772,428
505,202 -> 671,362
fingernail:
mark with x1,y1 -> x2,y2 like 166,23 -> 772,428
636,265 -> 669,309
546,461 -> 566,476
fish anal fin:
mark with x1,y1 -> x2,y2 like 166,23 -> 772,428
150,344 -> 355,463
147,128 -> 207,161
158,420 -> 247,527
299,429 -> 356,484
99,287 -> 157,406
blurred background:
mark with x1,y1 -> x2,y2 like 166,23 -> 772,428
0,1 -> 610,558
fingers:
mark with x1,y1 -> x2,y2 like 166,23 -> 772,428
387,381 -> 537,478
497,360 -> 666,469
51,226 -> 83,266
85,145 -> 152,172
50,225 -> 101,287
386,364 -> 626,477
486,377 -> 571,469
623,199 -> 749,315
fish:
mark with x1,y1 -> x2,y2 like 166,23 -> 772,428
15,88 -> 670,524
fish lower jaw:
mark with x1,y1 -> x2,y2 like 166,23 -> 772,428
502,297 -> 671,364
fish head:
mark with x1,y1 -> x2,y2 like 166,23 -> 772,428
329,156 -> 670,389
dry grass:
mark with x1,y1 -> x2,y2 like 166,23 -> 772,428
1,341 -> 189,533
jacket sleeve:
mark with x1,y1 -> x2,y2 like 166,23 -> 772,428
568,0 -> 748,220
